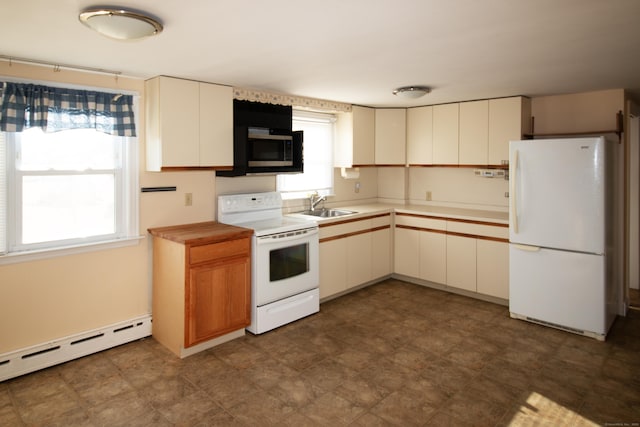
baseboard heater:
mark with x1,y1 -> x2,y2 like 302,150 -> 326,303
0,314 -> 152,382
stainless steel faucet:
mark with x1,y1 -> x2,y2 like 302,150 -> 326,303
310,193 -> 326,211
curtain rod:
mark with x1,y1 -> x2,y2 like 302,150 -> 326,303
0,54 -> 123,77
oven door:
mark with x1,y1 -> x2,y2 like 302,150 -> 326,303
253,226 -> 319,307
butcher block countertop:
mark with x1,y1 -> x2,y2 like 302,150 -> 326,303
147,221 -> 253,245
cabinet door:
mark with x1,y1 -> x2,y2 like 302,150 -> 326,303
488,97 -> 527,165
459,100 -> 489,165
372,228 -> 392,279
433,103 -> 459,164
156,77 -> 200,168
477,239 -> 509,299
186,255 -> 250,347
419,230 -> 447,284
199,83 -> 233,167
353,106 -> 376,165
319,239 -> 347,299
394,227 -> 420,277
446,235 -> 476,292
346,232 -> 372,288
375,109 -> 406,165
406,106 -> 433,165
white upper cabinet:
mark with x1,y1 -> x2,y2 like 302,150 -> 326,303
459,100 -> 489,165
406,106 -> 433,165
199,83 -> 233,168
432,103 -> 459,164
145,76 -> 233,171
375,108 -> 406,165
488,96 -> 531,165
335,105 -> 375,167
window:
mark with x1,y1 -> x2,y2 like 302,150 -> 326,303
277,110 -> 335,198
0,82 -> 139,260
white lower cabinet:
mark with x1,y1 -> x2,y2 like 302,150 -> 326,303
319,239 -> 347,299
347,232 -> 373,288
419,231 -> 447,284
394,213 -> 509,300
372,227 -> 392,279
319,214 -> 392,300
446,235 -> 477,292
477,239 -> 509,299
394,226 -> 420,278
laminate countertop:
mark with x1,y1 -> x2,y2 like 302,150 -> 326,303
288,203 -> 509,225
148,221 -> 253,246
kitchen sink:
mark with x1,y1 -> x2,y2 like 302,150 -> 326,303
298,208 -> 357,218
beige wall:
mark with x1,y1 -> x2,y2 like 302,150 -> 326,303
0,61 -> 630,353
531,89 -> 625,134
0,62 -> 218,353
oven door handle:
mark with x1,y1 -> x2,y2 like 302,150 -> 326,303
256,228 -> 318,244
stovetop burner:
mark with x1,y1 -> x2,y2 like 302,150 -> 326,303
217,192 -> 317,236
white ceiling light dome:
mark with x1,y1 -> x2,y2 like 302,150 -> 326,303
392,86 -> 431,99
79,7 -> 163,40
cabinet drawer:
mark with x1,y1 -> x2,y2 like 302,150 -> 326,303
446,221 -> 508,239
395,214 -> 446,231
190,238 -> 250,265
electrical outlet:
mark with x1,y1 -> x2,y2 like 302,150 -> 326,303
355,182 -> 361,193
504,192 -> 509,198
425,191 -> 432,201
185,193 -> 193,206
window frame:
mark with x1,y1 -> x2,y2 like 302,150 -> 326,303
0,82 -> 140,265
277,109 -> 335,200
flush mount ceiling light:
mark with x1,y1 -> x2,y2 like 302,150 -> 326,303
79,7 -> 163,40
392,86 -> 431,99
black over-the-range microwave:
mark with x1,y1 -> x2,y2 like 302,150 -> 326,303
216,100 -> 303,176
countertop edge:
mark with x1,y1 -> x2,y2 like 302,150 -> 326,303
288,203 -> 509,225
148,221 -> 254,245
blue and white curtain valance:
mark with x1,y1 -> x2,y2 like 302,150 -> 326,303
0,82 -> 136,137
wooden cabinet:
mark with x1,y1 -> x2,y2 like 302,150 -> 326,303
145,76 -> 233,171
319,213 -> 392,299
459,100 -> 489,165
406,106 -> 433,165
433,103 -> 459,164
335,105 -> 375,167
148,222 -> 252,358
375,109 -> 406,165
488,96 -> 531,165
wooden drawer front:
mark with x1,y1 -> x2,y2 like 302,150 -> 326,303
395,214 -> 446,231
189,238 -> 250,265
446,221 -> 508,239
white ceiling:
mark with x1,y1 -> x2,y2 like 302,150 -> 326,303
2,0 -> 640,107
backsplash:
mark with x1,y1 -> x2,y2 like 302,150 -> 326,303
408,167 -> 509,211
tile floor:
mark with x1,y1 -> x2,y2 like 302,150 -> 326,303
1,279 -> 639,426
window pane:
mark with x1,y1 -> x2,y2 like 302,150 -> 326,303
19,128 -> 117,171
22,175 -> 115,244
277,111 -> 334,195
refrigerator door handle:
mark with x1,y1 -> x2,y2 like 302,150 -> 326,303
512,243 -> 541,252
511,149 -> 519,233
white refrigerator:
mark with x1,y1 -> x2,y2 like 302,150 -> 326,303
509,136 -> 620,340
